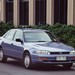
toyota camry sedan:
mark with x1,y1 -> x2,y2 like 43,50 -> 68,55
0,28 -> 75,69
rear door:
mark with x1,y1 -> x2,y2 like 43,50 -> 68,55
1,29 -> 16,57
1,29 -> 24,59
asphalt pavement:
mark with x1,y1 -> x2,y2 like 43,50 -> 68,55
0,58 -> 75,75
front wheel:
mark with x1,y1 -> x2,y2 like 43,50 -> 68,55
0,49 -> 7,63
23,53 -> 32,69
63,63 -> 73,69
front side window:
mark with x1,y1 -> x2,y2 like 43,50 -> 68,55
14,30 -> 23,41
24,32 -> 57,42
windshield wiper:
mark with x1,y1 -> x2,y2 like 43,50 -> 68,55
32,41 -> 47,42
52,40 -> 59,42
26,41 -> 50,42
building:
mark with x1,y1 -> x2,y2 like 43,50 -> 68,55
0,0 -> 75,27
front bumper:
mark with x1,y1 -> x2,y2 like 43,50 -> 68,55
31,54 -> 75,64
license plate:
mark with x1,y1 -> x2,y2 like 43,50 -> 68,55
56,56 -> 66,61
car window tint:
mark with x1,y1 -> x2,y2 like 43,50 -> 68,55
5,30 -> 16,40
2,30 -> 11,38
14,30 -> 23,41
24,32 -> 52,42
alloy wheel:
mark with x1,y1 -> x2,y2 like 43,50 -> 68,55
24,54 -> 31,68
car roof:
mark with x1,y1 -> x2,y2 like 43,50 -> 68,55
11,28 -> 48,32
22,28 -> 48,32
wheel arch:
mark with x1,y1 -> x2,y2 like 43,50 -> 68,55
0,45 -> 2,49
23,50 -> 30,58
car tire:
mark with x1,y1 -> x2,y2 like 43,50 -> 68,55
63,63 -> 73,69
0,48 -> 7,63
23,53 -> 32,69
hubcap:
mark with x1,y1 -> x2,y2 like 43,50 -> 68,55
24,55 -> 30,68
0,50 -> 3,61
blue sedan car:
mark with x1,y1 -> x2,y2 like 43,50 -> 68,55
0,28 -> 75,69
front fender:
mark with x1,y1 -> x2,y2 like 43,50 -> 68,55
24,47 -> 36,55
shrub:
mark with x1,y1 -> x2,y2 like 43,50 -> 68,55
0,22 -> 75,48
0,21 -> 14,36
32,23 -> 75,48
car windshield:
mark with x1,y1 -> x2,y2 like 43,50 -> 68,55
24,32 -> 57,42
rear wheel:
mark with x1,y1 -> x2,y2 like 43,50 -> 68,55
63,63 -> 73,69
0,48 -> 7,63
23,53 -> 32,69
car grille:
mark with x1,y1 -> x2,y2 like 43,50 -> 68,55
50,52 -> 69,55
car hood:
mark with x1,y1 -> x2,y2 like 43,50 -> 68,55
24,42 -> 74,52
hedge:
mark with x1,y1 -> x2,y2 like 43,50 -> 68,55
32,23 -> 75,48
0,22 -> 75,48
0,21 -> 14,36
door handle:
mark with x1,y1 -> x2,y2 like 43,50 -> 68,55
11,43 -> 13,45
2,41 -> 4,43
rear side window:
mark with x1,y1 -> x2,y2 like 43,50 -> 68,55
4,30 -> 16,41
2,30 -> 11,38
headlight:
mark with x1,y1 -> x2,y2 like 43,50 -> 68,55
33,50 -> 50,55
70,50 -> 75,54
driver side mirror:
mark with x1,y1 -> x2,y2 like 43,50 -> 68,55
16,38 -> 23,44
